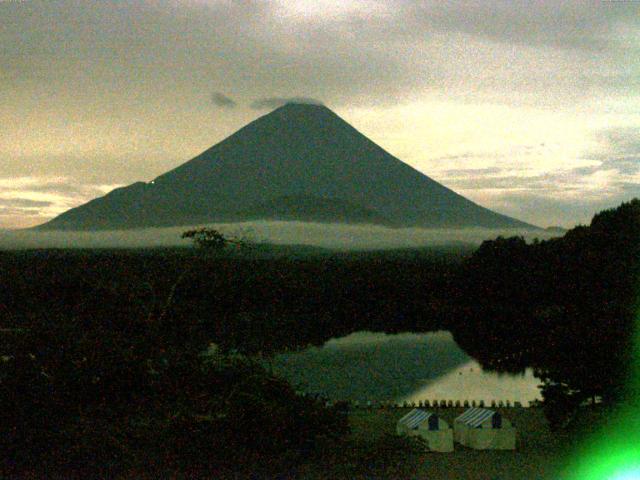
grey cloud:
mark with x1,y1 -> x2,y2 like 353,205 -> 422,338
446,175 -> 555,192
488,191 -> 639,229
431,153 -> 489,162
19,182 -> 87,195
608,156 -> 640,176
442,127 -> 640,195
211,92 -> 237,108
0,154 -> 180,185
440,167 -> 503,176
433,143 -> 555,167
586,127 -> 640,175
396,1 -> 638,52
444,157 -> 639,227
0,175 -> 128,228
442,165 -> 628,193
616,182 -> 640,197
250,97 -> 325,110
0,198 -> 52,208
0,206 -> 44,216
569,166 -> 601,177
493,194 -> 595,228
5,181 -> 117,202
0,0 -> 635,113
600,127 -> 640,152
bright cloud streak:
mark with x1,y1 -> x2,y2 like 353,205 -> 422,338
0,176 -> 125,229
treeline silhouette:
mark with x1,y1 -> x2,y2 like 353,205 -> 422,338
449,199 -> 640,427
0,246 -> 468,354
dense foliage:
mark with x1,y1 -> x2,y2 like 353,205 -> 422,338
181,227 -> 248,251
450,199 -> 640,427
0,306 -> 348,476
0,246 -> 467,354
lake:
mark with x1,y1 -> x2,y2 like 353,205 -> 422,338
271,331 -> 542,406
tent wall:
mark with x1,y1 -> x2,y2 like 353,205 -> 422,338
416,425 -> 454,452
454,423 -> 470,445
454,422 -> 516,450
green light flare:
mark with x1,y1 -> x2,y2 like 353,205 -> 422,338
609,469 -> 640,480
564,297 -> 640,480
567,425 -> 640,479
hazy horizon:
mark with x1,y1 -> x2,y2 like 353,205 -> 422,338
0,220 -> 560,251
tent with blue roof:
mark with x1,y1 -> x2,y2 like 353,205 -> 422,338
396,409 -> 453,452
454,407 -> 516,450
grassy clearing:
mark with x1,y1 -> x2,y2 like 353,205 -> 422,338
13,405 -> 601,479
292,407 -> 579,480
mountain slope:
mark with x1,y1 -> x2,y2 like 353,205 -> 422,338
37,103 -> 536,230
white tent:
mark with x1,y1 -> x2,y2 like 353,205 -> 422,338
454,407 -> 516,450
396,409 -> 454,452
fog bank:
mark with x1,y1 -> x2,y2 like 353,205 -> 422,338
0,221 -> 557,250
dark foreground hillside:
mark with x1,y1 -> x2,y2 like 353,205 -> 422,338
5,404 -> 592,479
0,244 -> 470,477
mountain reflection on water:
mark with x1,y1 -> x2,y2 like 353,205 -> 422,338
271,331 -> 542,405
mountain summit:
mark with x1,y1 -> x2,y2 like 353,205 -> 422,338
38,103 -> 535,230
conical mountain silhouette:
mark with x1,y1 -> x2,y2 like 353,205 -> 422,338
38,103 -> 535,230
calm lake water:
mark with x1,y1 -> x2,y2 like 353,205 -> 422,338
271,331 -> 542,406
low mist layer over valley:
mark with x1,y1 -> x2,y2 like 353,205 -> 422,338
1,220 -> 555,250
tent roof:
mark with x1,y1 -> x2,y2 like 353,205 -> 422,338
455,407 -> 497,428
397,409 -> 438,430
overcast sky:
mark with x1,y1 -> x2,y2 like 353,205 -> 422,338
1,0 -> 639,229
